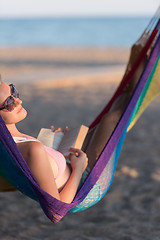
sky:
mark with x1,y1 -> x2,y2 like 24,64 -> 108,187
0,0 -> 160,18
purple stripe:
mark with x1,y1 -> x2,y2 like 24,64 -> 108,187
74,35 -> 160,203
0,35 -> 160,221
0,120 -> 71,221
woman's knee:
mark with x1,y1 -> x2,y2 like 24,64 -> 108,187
101,110 -> 122,126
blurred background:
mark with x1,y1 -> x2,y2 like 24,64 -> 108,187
0,1 -> 160,240
0,0 -> 159,135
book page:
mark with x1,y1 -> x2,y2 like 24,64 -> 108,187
58,125 -> 88,156
37,125 -> 88,156
37,128 -> 64,149
52,132 -> 64,150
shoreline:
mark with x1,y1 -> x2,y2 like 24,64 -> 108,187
32,65 -> 126,89
1,46 -> 160,239
0,47 -> 129,85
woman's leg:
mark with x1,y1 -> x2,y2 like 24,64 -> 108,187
84,55 -> 148,169
85,96 -> 129,169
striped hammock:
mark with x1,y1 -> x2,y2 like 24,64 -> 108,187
0,9 -> 160,223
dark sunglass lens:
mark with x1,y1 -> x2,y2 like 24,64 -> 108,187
11,84 -> 19,98
5,96 -> 15,111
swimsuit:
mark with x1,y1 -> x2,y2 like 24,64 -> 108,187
13,135 -> 92,195
13,135 -> 66,180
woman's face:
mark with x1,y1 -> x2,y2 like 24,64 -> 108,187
0,81 -> 27,124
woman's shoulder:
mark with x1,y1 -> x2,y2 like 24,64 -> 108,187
27,140 -> 44,150
26,141 -> 46,156
17,139 -> 43,150
17,140 -> 46,163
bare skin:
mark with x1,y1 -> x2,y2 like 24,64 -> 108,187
0,40 -> 149,200
0,81 -> 88,203
83,42 -> 149,169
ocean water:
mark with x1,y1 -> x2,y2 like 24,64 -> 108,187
0,17 -> 151,47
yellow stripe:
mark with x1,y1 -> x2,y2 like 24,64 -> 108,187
128,57 -> 160,131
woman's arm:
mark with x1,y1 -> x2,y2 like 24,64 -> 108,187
59,147 -> 88,203
22,142 -> 88,203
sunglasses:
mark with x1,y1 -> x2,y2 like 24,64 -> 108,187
0,84 -> 20,112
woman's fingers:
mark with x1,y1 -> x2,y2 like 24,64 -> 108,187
50,125 -> 54,131
69,148 -> 88,172
65,126 -> 69,132
54,128 -> 63,133
69,147 -> 81,153
69,147 -> 85,157
50,126 -> 69,133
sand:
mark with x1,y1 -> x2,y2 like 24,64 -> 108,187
0,47 -> 160,240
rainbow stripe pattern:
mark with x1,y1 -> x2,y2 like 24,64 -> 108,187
0,14 -> 160,223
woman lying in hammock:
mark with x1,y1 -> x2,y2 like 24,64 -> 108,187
0,61 -> 144,204
0,80 -> 90,204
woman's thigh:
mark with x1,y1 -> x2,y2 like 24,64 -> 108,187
85,110 -> 122,169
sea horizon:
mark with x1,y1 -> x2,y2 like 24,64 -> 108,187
0,16 -> 151,47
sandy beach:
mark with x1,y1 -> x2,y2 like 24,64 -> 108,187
0,47 -> 160,240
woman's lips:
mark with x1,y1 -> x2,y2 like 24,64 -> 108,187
17,106 -> 23,113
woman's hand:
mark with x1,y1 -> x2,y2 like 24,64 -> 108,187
50,125 -> 69,133
69,148 -> 88,173
59,148 -> 88,203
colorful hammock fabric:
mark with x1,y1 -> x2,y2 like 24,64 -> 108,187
0,11 -> 160,223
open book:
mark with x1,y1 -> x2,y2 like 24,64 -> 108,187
37,125 -> 88,157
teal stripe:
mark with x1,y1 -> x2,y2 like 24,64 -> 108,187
0,141 -> 38,201
129,54 -> 160,124
0,162 -> 15,187
70,122 -> 129,212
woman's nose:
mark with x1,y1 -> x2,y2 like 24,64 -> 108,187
14,97 -> 22,106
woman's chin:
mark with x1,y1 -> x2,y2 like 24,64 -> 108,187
23,108 -> 27,119
18,108 -> 27,121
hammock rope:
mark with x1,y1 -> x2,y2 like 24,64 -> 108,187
89,24 -> 159,129
0,10 -> 160,223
